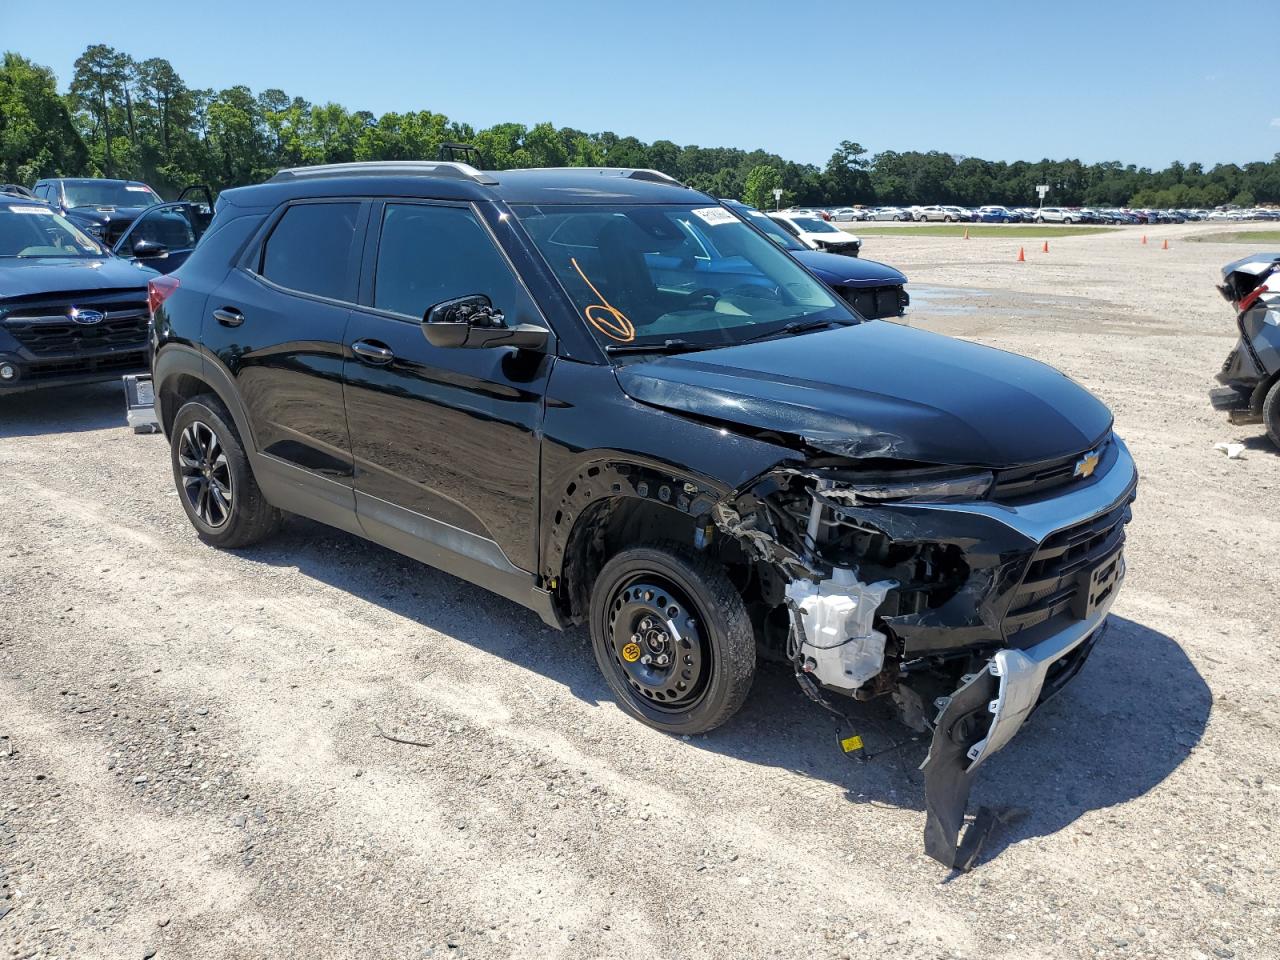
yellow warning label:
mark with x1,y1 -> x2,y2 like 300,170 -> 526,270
840,735 -> 864,753
621,642 -> 642,663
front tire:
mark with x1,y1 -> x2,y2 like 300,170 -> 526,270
589,543 -> 755,735
170,396 -> 282,548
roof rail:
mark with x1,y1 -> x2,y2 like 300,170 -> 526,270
513,166 -> 689,188
268,160 -> 499,186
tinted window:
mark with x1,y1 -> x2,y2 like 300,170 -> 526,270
373,203 -> 519,319
129,208 -> 197,250
261,202 -> 360,301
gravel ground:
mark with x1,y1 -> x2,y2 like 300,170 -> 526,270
2,221 -> 1278,960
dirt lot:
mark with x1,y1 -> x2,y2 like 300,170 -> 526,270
2,222 -> 1278,960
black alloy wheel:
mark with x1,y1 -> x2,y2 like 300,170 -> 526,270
170,395 -> 282,548
177,420 -> 233,528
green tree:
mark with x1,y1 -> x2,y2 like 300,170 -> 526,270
0,53 -> 88,182
743,164 -> 782,210
11,42 -> 1280,208
824,140 -> 872,204
69,44 -> 131,176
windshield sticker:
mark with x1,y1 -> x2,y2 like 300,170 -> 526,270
570,257 -> 635,342
691,206 -> 736,227
9,205 -> 54,215
125,186 -> 151,192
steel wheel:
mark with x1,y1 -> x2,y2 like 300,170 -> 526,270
177,420 -> 233,528
605,574 -> 709,711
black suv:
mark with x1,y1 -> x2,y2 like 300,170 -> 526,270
151,162 -> 1137,866
32,178 -> 165,245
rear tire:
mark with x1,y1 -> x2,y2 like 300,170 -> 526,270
1263,378 -> 1280,449
589,543 -> 755,735
170,395 -> 282,548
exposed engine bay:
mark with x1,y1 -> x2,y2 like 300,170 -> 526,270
710,435 -> 1137,868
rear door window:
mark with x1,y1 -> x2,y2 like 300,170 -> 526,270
259,202 -> 362,302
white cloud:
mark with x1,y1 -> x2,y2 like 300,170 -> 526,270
1271,117 -> 1280,128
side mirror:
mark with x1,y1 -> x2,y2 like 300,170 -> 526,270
132,239 -> 167,260
422,295 -> 548,351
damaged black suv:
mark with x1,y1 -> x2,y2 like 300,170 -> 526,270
151,162 -> 1137,866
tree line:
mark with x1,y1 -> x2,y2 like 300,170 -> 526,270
2,45 -> 1279,210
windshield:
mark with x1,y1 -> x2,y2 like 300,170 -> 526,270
789,217 -> 841,233
515,203 -> 852,351
0,204 -> 104,258
62,181 -> 161,209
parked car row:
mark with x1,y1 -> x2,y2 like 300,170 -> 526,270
779,201 -> 1280,226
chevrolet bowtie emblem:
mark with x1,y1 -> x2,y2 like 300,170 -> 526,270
1074,449 -> 1101,479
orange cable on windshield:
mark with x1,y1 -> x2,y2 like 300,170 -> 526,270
570,256 -> 635,343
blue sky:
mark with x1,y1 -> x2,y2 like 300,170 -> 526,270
4,0 -> 1277,169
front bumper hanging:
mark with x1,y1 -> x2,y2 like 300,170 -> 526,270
896,440 -> 1136,868
921,601 -> 1116,869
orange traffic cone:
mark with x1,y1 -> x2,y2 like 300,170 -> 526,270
1017,247 -> 1025,262
1162,239 -> 1169,250
1042,240 -> 1049,254
1141,235 -> 1147,245
963,227 -> 969,240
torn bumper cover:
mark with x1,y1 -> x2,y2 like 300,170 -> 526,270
921,592 -> 1116,869
907,439 -> 1136,868
712,408 -> 1137,867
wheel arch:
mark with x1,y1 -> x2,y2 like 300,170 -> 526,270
544,458 -> 729,625
153,345 -> 257,452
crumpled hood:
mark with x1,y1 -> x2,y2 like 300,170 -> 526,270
615,322 -> 1113,467
0,256 -> 154,301
792,249 -> 906,288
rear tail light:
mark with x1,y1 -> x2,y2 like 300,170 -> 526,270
147,275 -> 180,318
1238,284 -> 1269,313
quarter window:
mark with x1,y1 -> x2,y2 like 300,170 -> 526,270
372,203 -> 519,319
260,202 -> 361,301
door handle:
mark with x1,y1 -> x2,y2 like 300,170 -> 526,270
213,307 -> 244,327
351,340 -> 395,364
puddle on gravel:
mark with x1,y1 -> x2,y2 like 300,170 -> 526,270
907,285 -> 1063,320
907,285 -> 987,316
